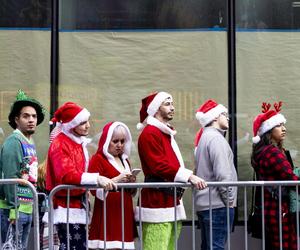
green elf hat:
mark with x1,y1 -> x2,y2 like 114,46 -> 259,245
8,90 -> 45,129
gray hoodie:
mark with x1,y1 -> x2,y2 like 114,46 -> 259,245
194,127 -> 237,211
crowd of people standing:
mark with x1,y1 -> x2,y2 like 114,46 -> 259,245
0,89 -> 299,250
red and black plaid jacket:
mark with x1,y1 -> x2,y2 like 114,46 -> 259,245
252,144 -> 299,250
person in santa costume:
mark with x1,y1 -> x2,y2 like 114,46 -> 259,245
251,102 -> 299,250
88,121 -> 138,249
46,102 -> 116,250
136,91 -> 207,250
194,99 -> 237,250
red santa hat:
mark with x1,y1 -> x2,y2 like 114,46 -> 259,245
252,102 -> 286,144
195,99 -> 227,127
50,102 -> 90,132
194,128 -> 204,147
137,91 -> 172,130
49,126 -> 62,143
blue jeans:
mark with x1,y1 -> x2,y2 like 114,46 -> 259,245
197,207 -> 234,250
0,208 -> 9,243
13,212 -> 33,250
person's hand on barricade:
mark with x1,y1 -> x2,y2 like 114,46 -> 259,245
188,174 -> 207,190
17,178 -> 28,185
97,175 -> 117,191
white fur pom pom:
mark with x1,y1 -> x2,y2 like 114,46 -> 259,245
195,112 -> 204,121
136,123 -> 144,130
252,135 -> 261,144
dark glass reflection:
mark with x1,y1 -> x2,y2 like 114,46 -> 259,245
236,0 -> 300,29
1,0 -> 299,30
60,0 -> 227,30
0,0 -> 51,28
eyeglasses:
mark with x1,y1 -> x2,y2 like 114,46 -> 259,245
220,112 -> 229,119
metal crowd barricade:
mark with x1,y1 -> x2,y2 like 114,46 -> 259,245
0,179 -> 40,250
47,180 -> 300,250
208,180 -> 300,250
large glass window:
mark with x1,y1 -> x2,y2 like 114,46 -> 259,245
0,1 -> 51,159
58,0 -> 228,218
236,0 -> 300,219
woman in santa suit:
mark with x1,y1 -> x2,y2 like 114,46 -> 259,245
88,121 -> 138,249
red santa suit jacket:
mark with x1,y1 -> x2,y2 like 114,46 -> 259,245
135,116 -> 192,223
46,132 -> 99,224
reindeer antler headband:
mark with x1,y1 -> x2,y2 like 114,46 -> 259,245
261,101 -> 282,113
252,101 -> 286,144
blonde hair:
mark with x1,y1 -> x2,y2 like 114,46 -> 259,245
113,125 -> 127,138
37,159 -> 47,192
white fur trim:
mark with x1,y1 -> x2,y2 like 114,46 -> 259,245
80,173 -> 99,185
147,116 -> 176,136
257,113 -> 286,136
61,108 -> 90,131
170,137 -> 186,168
134,200 -> 186,222
103,122 -> 132,159
174,167 -> 193,183
82,139 -> 91,171
252,135 -> 261,144
102,122 -> 132,173
88,240 -> 135,249
147,92 -> 172,116
196,104 -> 227,127
61,127 -> 83,144
49,206 -> 89,224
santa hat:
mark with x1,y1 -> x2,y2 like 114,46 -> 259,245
137,91 -> 172,130
50,102 -> 90,132
49,126 -> 62,143
252,102 -> 286,144
195,99 -> 227,127
194,128 -> 204,147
